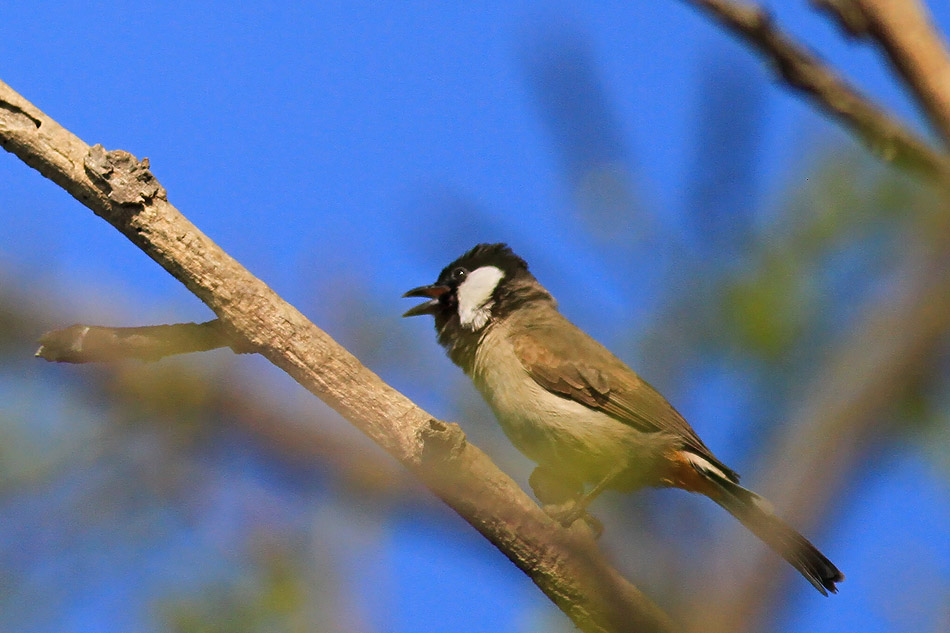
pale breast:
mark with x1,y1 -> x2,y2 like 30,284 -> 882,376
470,319 -> 662,484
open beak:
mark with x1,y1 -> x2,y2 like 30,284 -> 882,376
402,284 -> 450,317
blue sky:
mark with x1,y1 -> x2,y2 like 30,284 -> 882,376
1,2 -> 949,632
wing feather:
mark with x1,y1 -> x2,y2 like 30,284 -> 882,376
511,315 -> 737,481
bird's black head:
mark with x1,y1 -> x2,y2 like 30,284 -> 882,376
403,243 -> 552,365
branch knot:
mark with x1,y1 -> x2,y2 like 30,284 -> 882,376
0,100 -> 41,130
418,418 -> 467,464
84,144 -> 167,206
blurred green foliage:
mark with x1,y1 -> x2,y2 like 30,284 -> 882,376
159,538 -> 317,633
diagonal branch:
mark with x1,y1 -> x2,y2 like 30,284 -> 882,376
679,0 -> 950,183
0,79 -> 675,633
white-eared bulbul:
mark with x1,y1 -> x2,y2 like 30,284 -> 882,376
404,243 -> 843,595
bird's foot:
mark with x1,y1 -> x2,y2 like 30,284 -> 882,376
543,502 -> 604,538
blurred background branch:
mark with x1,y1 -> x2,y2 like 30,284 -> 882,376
672,1 -> 950,630
848,0 -> 950,146
680,0 -> 950,181
685,220 -> 950,633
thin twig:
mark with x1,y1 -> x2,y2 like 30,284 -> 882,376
0,78 -> 675,633
35,320 -> 232,363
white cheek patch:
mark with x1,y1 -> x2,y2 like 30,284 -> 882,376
457,266 -> 505,330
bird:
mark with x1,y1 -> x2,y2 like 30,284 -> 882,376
403,242 -> 844,595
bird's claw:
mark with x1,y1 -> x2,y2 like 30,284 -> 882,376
544,502 -> 604,538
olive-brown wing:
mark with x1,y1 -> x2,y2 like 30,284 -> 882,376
511,320 -> 737,481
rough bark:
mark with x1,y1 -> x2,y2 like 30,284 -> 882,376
0,78 -> 674,633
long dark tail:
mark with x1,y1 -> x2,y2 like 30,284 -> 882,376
689,456 -> 844,595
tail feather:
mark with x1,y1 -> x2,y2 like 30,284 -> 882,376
688,456 -> 844,595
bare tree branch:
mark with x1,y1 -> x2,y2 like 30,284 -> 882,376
847,0 -> 950,146
0,79 -> 675,633
679,0 -> 950,182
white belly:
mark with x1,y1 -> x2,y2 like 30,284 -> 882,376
470,325 -> 668,485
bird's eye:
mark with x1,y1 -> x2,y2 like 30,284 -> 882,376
451,267 -> 467,281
